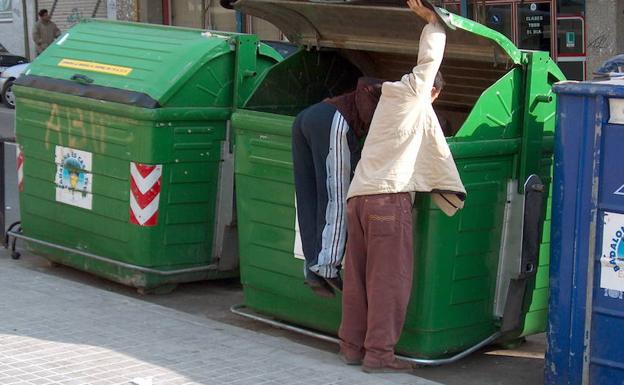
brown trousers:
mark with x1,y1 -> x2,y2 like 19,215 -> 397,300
338,193 -> 414,366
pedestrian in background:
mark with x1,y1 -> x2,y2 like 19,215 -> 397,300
33,9 -> 61,56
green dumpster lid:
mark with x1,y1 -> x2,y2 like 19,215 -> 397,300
21,19 -> 239,106
234,0 -> 521,65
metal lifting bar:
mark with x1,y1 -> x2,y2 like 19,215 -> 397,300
230,304 -> 502,366
5,231 -> 219,276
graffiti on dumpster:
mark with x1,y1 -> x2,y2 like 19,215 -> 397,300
45,104 -> 62,148
45,103 -> 108,153
55,146 -> 93,210
600,211 -> 624,293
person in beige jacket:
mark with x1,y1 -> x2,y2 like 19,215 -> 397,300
33,9 -> 61,56
338,0 -> 466,373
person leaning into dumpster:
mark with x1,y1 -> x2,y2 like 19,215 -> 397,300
338,0 -> 467,373
292,77 -> 383,298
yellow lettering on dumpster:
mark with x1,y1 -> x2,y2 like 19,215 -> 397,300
89,111 -> 106,153
68,108 -> 87,149
58,59 -> 133,76
45,104 -> 62,150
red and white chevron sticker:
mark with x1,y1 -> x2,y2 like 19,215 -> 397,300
129,162 -> 162,227
16,146 -> 24,192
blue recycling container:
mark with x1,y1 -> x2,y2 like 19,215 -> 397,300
546,79 -> 624,385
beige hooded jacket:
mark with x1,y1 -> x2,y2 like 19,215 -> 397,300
346,21 -> 466,216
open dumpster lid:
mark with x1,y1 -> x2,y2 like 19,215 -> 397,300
234,0 -> 521,65
19,19 -> 240,107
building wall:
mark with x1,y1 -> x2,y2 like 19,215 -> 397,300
101,0 -> 283,40
37,0 -> 108,31
167,0 -> 282,40
138,0 -> 162,24
618,0 -> 624,55
114,0 -> 137,21
0,0 -> 36,59
586,0 -> 624,76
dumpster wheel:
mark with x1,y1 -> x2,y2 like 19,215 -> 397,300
230,304 -> 502,366
4,221 -> 22,259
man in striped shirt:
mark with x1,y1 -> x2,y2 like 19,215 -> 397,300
292,78 -> 382,298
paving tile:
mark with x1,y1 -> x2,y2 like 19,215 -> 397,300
0,253 -> 441,385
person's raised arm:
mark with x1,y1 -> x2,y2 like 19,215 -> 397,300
402,0 -> 446,97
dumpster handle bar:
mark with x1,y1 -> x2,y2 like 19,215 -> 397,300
6,231 -> 219,276
230,304 -> 502,366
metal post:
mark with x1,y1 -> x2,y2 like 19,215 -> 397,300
0,141 -> 5,246
1,138 -> 17,249
460,0 -> 468,17
21,0 -> 31,60
236,11 -> 244,33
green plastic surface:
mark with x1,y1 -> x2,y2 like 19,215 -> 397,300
15,90 -> 228,288
446,11 -> 521,65
232,46 -> 564,357
14,21 -> 283,289
26,19 -> 281,107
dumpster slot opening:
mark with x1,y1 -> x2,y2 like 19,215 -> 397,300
245,49 -> 511,137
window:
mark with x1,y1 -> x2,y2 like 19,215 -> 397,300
0,0 -> 12,21
517,3 -> 552,52
476,4 -> 513,42
557,61 -> 585,81
558,0 -> 585,15
557,17 -> 584,56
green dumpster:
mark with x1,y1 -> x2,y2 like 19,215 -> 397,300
232,1 -> 565,358
13,19 -> 282,292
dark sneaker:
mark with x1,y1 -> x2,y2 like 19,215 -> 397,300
324,276 -> 343,292
304,277 -> 335,298
362,358 -> 415,374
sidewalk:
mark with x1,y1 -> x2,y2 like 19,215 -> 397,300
0,250 -> 442,385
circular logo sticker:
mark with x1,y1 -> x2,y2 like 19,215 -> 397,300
605,225 -> 624,276
530,3 -> 537,11
57,151 -> 89,198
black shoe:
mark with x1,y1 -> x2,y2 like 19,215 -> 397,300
304,276 -> 335,298
324,276 -> 343,292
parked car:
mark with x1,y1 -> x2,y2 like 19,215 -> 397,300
1,63 -> 29,109
0,43 -> 28,75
